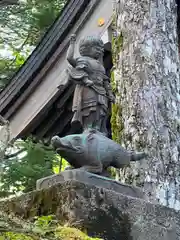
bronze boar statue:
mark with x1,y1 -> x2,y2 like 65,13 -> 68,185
51,129 -> 148,175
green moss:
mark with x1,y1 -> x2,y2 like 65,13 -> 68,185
110,104 -> 124,144
111,12 -> 123,67
110,13 -> 126,180
1,185 -> 63,219
110,70 -> 116,93
0,213 -> 103,240
1,233 -> 33,240
0,227 -> 102,240
112,33 -> 123,65
55,226 -> 103,240
110,13 -> 124,145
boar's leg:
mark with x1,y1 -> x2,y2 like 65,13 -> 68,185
78,162 -> 103,174
64,166 -> 74,170
100,168 -> 112,178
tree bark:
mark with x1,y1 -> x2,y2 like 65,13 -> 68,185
0,0 -> 19,7
112,0 -> 180,210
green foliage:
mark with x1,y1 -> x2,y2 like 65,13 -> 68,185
0,138 -> 60,193
0,0 -> 69,194
0,0 -> 67,88
0,212 -> 103,240
0,49 -> 30,89
0,135 -> 70,194
1,232 -> 33,240
55,227 -> 103,240
32,215 -> 103,239
53,156 -> 69,174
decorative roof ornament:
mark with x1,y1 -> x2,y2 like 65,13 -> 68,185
98,18 -> 105,27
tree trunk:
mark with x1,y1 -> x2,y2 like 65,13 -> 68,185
112,0 -> 180,210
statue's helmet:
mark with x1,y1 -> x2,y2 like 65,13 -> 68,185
79,35 -> 104,57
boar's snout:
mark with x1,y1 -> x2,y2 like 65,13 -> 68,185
51,136 -> 61,148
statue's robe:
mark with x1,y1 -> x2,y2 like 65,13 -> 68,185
67,56 -> 109,131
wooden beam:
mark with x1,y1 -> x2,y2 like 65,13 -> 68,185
36,109 -> 64,138
16,84 -> 68,138
45,111 -> 73,138
0,0 -> 91,114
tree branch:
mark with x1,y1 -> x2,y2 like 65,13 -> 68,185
3,148 -> 26,159
0,0 -> 19,7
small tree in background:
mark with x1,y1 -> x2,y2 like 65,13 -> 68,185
0,137 -> 69,194
0,0 -> 67,88
0,0 -> 68,195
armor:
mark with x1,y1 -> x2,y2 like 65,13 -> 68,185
66,35 -> 114,135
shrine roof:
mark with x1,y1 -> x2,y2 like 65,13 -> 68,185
0,0 -> 92,116
0,0 -> 113,140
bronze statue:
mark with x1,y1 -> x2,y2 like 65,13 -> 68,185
66,34 -> 115,135
51,129 -> 147,175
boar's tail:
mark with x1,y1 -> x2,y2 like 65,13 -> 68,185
130,152 -> 148,161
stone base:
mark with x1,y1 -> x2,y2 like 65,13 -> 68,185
0,180 -> 178,240
36,169 -> 146,200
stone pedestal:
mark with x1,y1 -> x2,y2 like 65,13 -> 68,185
36,169 -> 146,200
0,180 -> 178,240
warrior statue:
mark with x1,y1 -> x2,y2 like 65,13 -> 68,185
66,34 -> 115,135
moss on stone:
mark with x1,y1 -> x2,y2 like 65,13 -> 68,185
0,228 -> 102,240
55,226 -> 102,239
111,103 -> 124,146
0,210 -> 103,240
1,227 -> 102,240
1,233 -> 33,240
112,33 -> 123,65
110,70 -> 116,93
111,12 -> 123,66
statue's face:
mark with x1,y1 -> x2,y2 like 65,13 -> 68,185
80,45 -> 104,60
89,46 -> 103,60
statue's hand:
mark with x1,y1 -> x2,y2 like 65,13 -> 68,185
84,79 -> 94,87
70,34 -> 76,43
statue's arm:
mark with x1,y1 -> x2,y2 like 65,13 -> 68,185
66,34 -> 76,67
